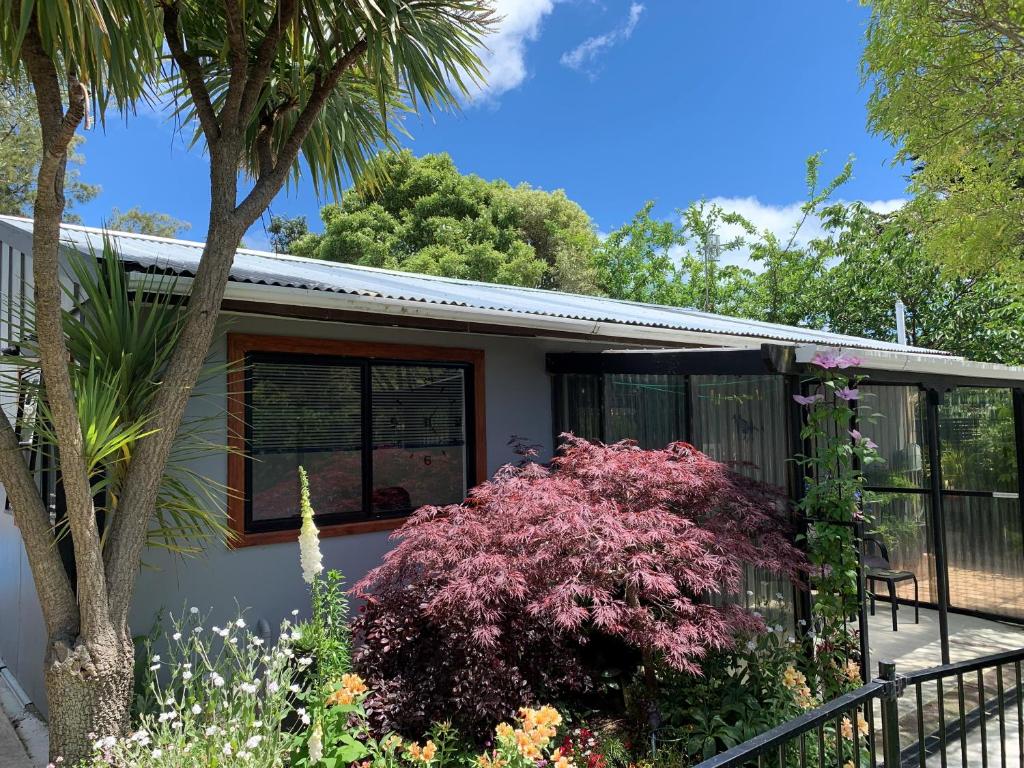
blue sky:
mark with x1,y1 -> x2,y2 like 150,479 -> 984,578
71,1 -> 907,257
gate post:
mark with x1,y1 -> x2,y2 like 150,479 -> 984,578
879,660 -> 902,768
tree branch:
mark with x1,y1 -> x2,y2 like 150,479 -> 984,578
220,0 -> 250,132
236,38 -> 367,223
0,400 -> 78,637
161,1 -> 221,142
21,19 -> 113,643
238,0 -> 300,121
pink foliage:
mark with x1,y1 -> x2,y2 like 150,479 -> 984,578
353,436 -> 804,737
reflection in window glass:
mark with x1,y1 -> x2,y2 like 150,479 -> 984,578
249,360 -> 363,522
939,388 -> 1018,493
605,374 -> 686,448
863,492 -> 937,604
372,365 -> 467,514
691,375 -> 793,627
857,386 -> 928,489
945,495 -> 1024,619
556,374 -> 602,442
691,375 -> 787,485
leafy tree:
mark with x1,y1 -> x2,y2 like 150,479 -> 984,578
0,0 -> 492,762
0,77 -> 98,220
107,206 -> 191,237
863,0 -> 1024,275
354,436 -> 802,740
294,150 -> 600,291
267,213 -> 309,253
593,200 -> 755,312
814,202 -> 1024,363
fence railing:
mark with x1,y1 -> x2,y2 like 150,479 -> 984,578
693,646 -> 1024,768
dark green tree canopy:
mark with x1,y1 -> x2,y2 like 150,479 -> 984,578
293,150 -> 600,292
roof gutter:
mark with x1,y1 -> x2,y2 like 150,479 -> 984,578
212,278 -> 773,350
795,344 -> 1024,384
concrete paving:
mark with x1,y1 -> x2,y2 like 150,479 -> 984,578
0,708 -> 33,768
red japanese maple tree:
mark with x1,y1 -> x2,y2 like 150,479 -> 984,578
354,436 -> 804,737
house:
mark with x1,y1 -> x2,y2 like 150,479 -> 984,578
1,215 -> 1023,713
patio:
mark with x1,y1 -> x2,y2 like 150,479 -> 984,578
868,603 -> 1024,672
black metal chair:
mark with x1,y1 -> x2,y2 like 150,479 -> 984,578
864,534 -> 919,631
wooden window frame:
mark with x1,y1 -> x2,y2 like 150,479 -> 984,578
227,333 -> 486,547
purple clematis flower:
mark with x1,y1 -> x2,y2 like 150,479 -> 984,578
793,393 -> 825,406
849,429 -> 878,450
811,350 -> 863,370
836,387 -> 860,401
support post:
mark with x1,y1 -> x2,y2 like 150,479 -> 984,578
925,388 -> 951,664
879,659 -> 902,768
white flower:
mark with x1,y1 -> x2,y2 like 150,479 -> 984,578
93,736 -> 116,750
308,722 -> 324,763
297,467 -> 323,584
290,630 -> 302,642
149,663 -> 161,671
191,703 -> 202,715
290,684 -> 301,694
158,711 -> 178,723
268,681 -> 280,693
152,655 -> 161,663
182,670 -> 193,681
152,749 -> 163,759
245,735 -> 263,749
253,720 -> 263,728
223,743 -> 233,756
211,673 -> 225,688
745,640 -> 757,651
172,632 -> 182,641
194,626 -> 203,634
229,637 -> 238,645
291,609 -> 300,617
297,707 -> 310,725
239,682 -> 258,695
774,624 -> 784,633
746,590 -> 755,597
205,726 -> 220,736
217,627 -> 230,638
250,636 -> 265,646
298,656 -> 313,667
190,606 -> 199,614
238,751 -> 251,760
236,618 -> 246,628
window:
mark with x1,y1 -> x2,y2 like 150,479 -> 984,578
228,334 -> 485,546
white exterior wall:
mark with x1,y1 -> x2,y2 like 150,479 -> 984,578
128,313 -> 632,641
0,295 -> 644,714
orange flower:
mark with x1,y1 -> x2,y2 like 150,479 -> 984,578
341,673 -> 368,695
477,752 -> 507,768
422,741 -> 437,761
844,660 -> 862,684
407,740 -> 437,763
326,673 -> 369,706
841,717 -> 853,740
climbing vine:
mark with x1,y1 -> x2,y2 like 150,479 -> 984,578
794,350 -> 881,698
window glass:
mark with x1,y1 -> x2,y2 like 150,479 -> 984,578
556,373 -> 602,442
372,365 -> 467,514
939,388 -> 1018,493
605,374 -> 686,448
857,385 -> 928,489
944,495 -> 1024,619
691,375 -> 787,485
249,359 -> 363,523
245,353 -> 471,530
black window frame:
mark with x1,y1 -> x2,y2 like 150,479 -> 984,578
242,350 -> 477,535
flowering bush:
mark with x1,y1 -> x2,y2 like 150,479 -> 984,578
86,608 -> 302,767
294,466 -> 352,689
793,350 -> 881,697
354,437 -> 805,739
656,626 -> 818,760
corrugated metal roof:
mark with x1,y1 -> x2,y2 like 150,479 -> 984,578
0,215 -> 947,355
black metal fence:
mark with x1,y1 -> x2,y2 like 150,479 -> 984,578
693,647 -> 1024,768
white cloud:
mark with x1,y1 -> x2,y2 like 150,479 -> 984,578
468,0 -> 558,101
700,196 -> 907,270
560,2 -> 644,77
